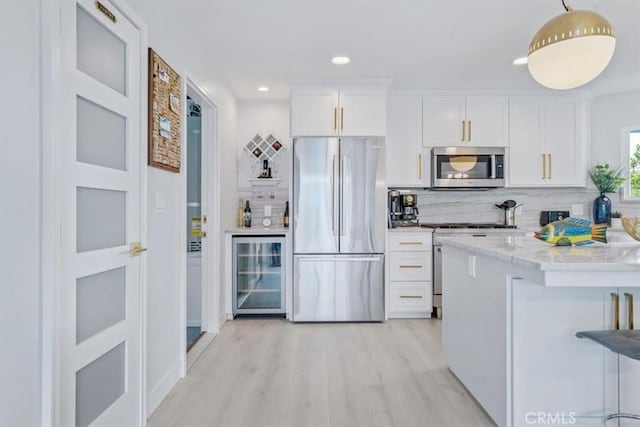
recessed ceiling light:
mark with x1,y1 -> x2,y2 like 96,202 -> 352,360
331,56 -> 351,65
258,86 -> 269,92
513,56 -> 528,66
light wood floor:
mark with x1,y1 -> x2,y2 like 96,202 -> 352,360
148,319 -> 495,427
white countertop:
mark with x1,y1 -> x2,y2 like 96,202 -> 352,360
226,227 -> 290,235
439,234 -> 640,272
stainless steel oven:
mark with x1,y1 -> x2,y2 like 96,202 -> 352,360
431,147 -> 505,188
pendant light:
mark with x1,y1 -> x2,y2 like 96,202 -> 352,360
527,0 -> 615,90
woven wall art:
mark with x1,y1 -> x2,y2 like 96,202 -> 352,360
148,48 -> 181,172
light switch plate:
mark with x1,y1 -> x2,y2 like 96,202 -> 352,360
468,255 -> 476,278
264,205 -> 272,217
155,192 -> 167,214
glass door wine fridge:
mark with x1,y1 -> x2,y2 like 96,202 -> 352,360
233,236 -> 286,315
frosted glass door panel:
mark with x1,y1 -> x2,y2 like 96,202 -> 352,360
75,342 -> 125,427
77,96 -> 126,170
76,6 -> 126,95
77,187 -> 126,252
76,266 -> 126,343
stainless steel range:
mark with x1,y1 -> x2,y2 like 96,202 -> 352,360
419,223 -> 525,319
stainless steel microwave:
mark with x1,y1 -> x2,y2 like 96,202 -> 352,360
431,147 -> 505,188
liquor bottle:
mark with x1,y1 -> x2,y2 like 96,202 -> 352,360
283,201 -> 289,228
243,200 -> 252,228
237,198 -> 244,227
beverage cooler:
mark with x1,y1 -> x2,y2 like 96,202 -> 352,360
232,236 -> 286,315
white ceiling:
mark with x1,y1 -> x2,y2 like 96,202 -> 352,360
128,0 -> 640,100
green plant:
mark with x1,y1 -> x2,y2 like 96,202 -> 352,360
589,163 -> 626,193
611,211 -> 623,218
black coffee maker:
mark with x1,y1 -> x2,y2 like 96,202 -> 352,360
401,194 -> 419,220
388,190 -> 403,222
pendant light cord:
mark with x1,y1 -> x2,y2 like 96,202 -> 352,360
561,0 -> 572,12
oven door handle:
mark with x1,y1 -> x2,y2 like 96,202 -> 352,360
490,154 -> 497,179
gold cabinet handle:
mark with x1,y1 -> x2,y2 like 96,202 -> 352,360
201,231 -> 207,238
461,120 -> 466,142
547,154 -> 552,180
612,292 -> 620,330
625,292 -> 634,330
542,154 -> 546,179
340,107 -> 344,131
202,214 -> 207,223
399,242 -> 423,245
467,120 -> 472,142
400,295 -> 423,299
399,265 -> 423,269
333,107 -> 337,131
418,154 -> 422,180
129,242 -> 148,256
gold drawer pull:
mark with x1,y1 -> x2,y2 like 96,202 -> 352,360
400,295 -> 423,299
399,242 -> 423,245
399,265 -> 423,269
612,293 -> 620,330
625,293 -> 634,330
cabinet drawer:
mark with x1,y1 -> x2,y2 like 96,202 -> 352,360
389,233 -> 432,251
390,252 -> 431,281
390,284 -> 432,313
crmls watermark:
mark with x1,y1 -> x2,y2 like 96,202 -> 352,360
525,412 -> 577,425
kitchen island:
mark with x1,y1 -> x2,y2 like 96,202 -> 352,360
439,235 -> 640,427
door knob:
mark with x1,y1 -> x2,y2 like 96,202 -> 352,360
129,242 -> 148,256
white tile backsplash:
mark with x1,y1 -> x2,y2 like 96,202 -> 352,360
402,187 -> 601,228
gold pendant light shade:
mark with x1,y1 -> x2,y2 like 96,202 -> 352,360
527,8 -> 616,90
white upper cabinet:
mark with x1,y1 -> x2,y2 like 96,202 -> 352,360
291,87 -> 386,136
422,95 -> 508,147
509,96 -> 585,187
290,88 -> 339,136
422,96 -> 465,146
386,94 -> 426,187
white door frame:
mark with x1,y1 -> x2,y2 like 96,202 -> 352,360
179,72 -> 221,374
40,0 -> 149,425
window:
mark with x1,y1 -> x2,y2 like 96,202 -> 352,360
623,127 -> 640,200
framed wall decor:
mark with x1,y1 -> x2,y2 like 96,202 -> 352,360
148,48 -> 182,172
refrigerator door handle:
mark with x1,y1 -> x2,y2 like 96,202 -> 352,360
340,155 -> 346,237
331,155 -> 337,236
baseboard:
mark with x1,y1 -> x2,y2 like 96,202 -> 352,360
146,363 -> 181,419
187,332 -> 216,370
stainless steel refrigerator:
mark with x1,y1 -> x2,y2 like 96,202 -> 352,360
293,137 -> 385,322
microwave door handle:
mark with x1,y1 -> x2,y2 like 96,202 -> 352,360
490,155 -> 496,179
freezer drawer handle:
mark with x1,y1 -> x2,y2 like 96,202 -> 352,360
399,265 -> 423,269
298,257 -> 381,262
400,295 -> 423,299
399,241 -> 423,245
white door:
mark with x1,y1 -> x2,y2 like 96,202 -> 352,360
509,97 -> 545,186
338,89 -> 387,136
422,96 -> 466,146
291,89 -> 339,136
386,94 -> 423,186
60,1 -> 144,426
545,98 -> 579,186
465,96 -> 509,147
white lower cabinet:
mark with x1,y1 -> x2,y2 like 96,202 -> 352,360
387,232 -> 432,318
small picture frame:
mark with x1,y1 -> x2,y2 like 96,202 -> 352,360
169,93 -> 180,113
159,117 -> 171,139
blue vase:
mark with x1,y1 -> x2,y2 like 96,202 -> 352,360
593,193 -> 611,225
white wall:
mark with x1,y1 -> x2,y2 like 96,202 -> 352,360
125,0 -> 238,417
591,90 -> 640,215
0,1 -> 42,426
236,100 -> 291,189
